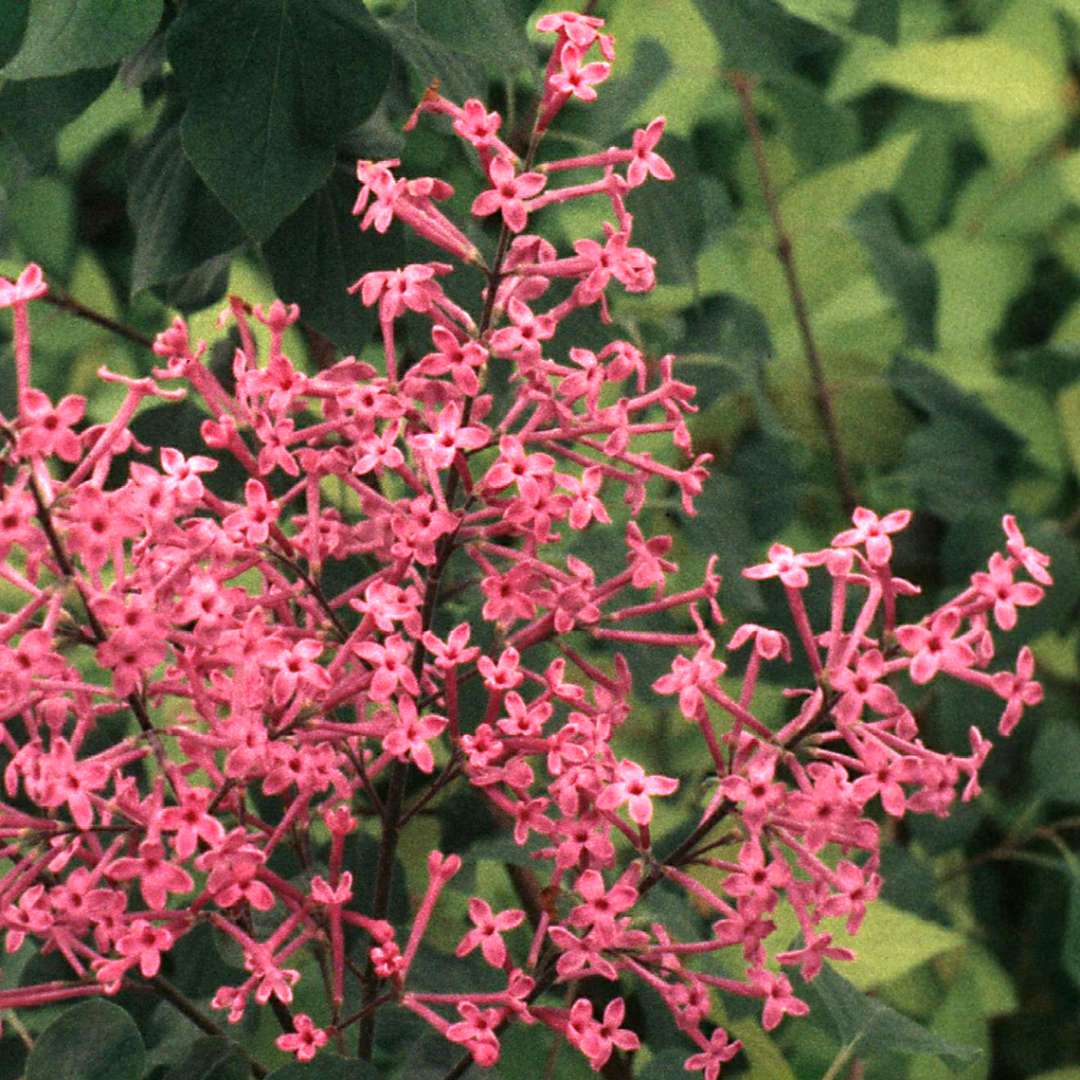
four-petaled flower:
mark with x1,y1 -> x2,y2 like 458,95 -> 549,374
471,155 -> 547,233
455,898 -> 525,968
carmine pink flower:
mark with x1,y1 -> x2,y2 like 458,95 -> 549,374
0,263 -> 47,305
115,919 -> 173,977
471,155 -> 547,233
275,1013 -> 328,1062
223,479 -> 279,545
381,696 -> 447,774
742,543 -> 828,589
627,117 -> 675,188
971,552 -> 1044,631
753,969 -> 809,1031
549,43 -> 611,103
830,648 -> 901,725
652,643 -> 726,720
831,506 -> 911,567
991,645 -> 1043,735
1002,514 -> 1053,585
106,839 -> 194,910
569,867 -> 638,941
684,1027 -> 742,1080
896,607 -> 976,684
16,389 -> 85,461
455,898 -> 525,968
595,759 -> 679,825
409,401 -> 491,470
565,996 -> 640,1071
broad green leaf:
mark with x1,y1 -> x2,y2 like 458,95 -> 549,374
925,232 -> 1033,349
168,0 -> 391,241
1027,1071 -> 1080,1080
907,974 -> 989,1080
848,194 -> 936,348
1060,150 -> 1080,205
25,998 -> 146,1080
264,168 -> 403,354
606,0 -> 721,134
2,0 -> 162,80
774,0 -> 857,33
779,131 -> 918,236
1058,381 -> 1080,482
380,9 -> 489,102
8,175 -> 75,277
0,2 -> 28,68
0,67 -> 115,171
853,0 -> 899,43
726,1018 -> 797,1080
413,0 -> 533,73
57,76 -> 145,171
690,0 -> 828,82
872,37 -> 1062,118
803,962 -> 980,1066
265,1052 -> 379,1079
1032,717 -> 1080,803
961,943 -> 1019,1018
774,897 -> 965,990
127,106 -> 245,294
161,1038 -> 249,1080
953,163 -> 1068,239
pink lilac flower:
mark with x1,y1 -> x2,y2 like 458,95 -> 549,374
276,1014 -> 328,1062
455,898 -> 525,968
471,156 -> 547,233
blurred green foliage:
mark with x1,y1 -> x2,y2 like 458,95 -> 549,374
1,0 -> 1079,1078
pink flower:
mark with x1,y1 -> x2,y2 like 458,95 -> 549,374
684,1027 -> 742,1080
896,607 -> 976,684
753,969 -> 809,1031
830,648 -> 901,725
549,43 -> 611,103
627,117 -> 675,188
381,696 -> 447,774
565,996 -> 640,1070
16,389 -> 85,461
116,919 -> 173,977
106,840 -> 194,910
446,1001 -> 502,1066
409,401 -> 490,470
831,507 -> 911,567
275,1014 -> 328,1062
471,155 -> 547,233
569,867 -> 638,941
972,552 -> 1044,631
743,543 -> 828,589
1002,514 -> 1053,585
596,759 -> 679,825
0,263 -> 47,305
455,898 -> 525,968
223,479 -> 279,545
991,645 -> 1043,735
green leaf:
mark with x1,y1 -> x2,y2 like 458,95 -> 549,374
852,0 -> 898,43
167,0 -> 391,241
1058,380 -> 1080,482
8,175 -> 76,277
0,2 -> 28,68
265,167 -> 402,353
848,194 -> 937,349
127,104 -> 245,294
689,0 -> 828,81
1033,717 -> 1080,803
0,67 -> 116,171
380,9 -> 488,103
773,0 -> 857,34
801,962 -> 980,1065
413,0 -> 533,73
778,131 -> 917,237
2,0 -> 162,80
25,998 -> 146,1080
266,1052 -> 380,1079
871,37 -> 1062,118
161,1038 -> 249,1080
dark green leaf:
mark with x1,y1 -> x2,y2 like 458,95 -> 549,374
853,0 -> 898,42
2,0 -> 161,80
414,0 -> 533,74
1032,718 -> 1080,805
152,254 -> 233,315
801,962 -> 981,1065
381,10 -> 488,103
161,1038 -> 248,1080
265,1052 -> 379,1080
168,0 -> 391,240
264,167 -> 403,353
689,0 -> 830,81
902,417 -> 1002,522
25,998 -> 146,1080
0,3 -> 28,68
849,195 -> 938,350
0,67 -> 115,172
769,78 -> 860,168
888,353 -> 1022,451
127,104 -> 245,293
1065,875 -> 1080,990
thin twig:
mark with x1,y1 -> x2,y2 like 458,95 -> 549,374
147,975 -> 269,1078
39,288 -> 155,350
729,72 -> 857,517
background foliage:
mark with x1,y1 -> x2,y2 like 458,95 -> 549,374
0,1 -> 1078,1078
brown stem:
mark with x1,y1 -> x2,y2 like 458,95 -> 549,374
729,72 -> 857,517
39,288 -> 155,350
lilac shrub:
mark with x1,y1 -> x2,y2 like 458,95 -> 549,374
0,12 -> 1051,1077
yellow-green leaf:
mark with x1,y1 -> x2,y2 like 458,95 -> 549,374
872,37 -> 1062,117
1057,380 -> 1080,482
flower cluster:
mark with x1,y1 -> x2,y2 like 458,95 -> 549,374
0,12 -> 1050,1079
